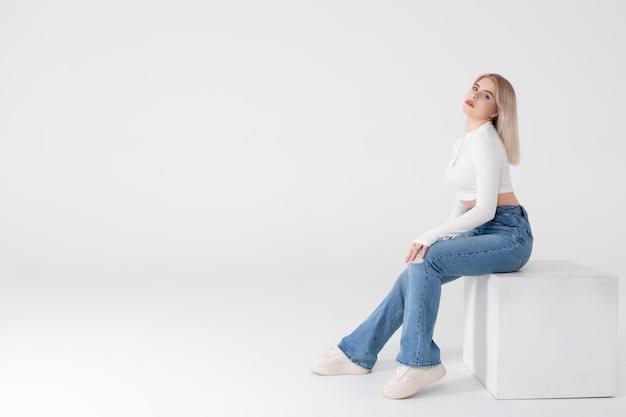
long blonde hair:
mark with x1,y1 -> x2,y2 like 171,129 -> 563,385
474,73 -> 520,165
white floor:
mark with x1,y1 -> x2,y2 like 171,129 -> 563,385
1,265 -> 624,417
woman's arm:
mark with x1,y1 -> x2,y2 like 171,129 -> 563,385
412,136 -> 502,247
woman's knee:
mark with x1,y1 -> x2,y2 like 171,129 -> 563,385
393,267 -> 411,287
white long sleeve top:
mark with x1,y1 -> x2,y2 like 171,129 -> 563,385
413,122 -> 514,247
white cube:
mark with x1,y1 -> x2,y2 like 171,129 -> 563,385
462,259 -> 618,399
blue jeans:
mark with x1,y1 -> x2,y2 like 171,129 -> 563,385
338,205 -> 533,369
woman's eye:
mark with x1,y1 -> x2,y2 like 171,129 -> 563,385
472,86 -> 478,91
483,94 -> 490,100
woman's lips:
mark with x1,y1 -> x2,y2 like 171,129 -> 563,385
465,100 -> 475,108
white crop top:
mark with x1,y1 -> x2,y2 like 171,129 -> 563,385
413,122 -> 514,247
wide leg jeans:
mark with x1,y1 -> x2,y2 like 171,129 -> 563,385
338,205 -> 533,370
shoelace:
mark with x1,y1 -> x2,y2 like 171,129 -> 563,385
325,347 -> 340,357
394,364 -> 410,377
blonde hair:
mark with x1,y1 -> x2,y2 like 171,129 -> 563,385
474,73 -> 520,165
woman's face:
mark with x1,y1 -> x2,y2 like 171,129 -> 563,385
463,77 -> 499,121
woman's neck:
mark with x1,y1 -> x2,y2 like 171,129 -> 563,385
465,118 -> 491,132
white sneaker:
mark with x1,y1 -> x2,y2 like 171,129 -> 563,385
383,363 -> 446,399
311,347 -> 370,376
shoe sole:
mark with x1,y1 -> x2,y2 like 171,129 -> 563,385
383,364 -> 446,399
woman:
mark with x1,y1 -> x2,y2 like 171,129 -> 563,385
311,74 -> 533,399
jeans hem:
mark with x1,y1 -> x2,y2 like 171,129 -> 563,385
396,359 -> 442,368
337,344 -> 373,371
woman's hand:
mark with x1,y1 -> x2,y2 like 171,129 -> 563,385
405,242 -> 428,264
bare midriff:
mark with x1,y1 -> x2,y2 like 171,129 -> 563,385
461,192 -> 520,209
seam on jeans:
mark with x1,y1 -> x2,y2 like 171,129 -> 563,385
415,266 -> 428,364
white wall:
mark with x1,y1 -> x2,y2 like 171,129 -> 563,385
1,1 -> 624,347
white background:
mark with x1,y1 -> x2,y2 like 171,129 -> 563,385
1,1 -> 624,416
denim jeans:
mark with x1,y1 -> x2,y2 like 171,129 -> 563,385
338,205 -> 533,370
